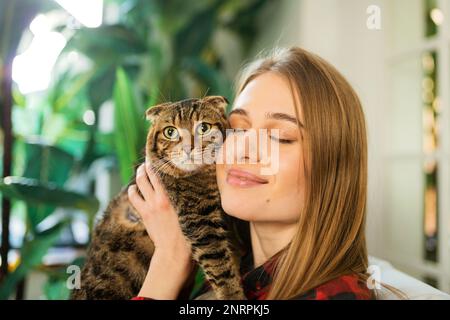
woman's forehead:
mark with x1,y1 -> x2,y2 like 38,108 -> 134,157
233,72 -> 303,122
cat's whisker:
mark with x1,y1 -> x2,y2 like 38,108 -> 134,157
153,162 -> 170,175
201,88 -> 210,101
151,158 -> 169,170
156,89 -> 169,103
151,159 -> 174,177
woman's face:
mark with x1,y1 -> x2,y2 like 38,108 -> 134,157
216,72 -> 306,224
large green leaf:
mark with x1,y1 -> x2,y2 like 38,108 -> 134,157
182,56 -> 233,102
87,66 -> 116,110
42,256 -> 85,300
55,129 -> 91,161
64,24 -> 147,65
174,0 -> 223,58
20,142 -> 76,230
113,67 -> 147,184
221,0 -> 272,52
0,176 -> 99,216
43,277 -> 71,300
52,70 -> 95,113
0,220 -> 68,300
23,141 -> 75,186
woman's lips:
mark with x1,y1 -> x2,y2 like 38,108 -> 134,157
226,168 -> 269,188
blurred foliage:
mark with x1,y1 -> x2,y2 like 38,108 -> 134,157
0,0 -> 55,61
424,0 -> 438,38
0,0 -> 272,299
42,256 -> 85,300
113,67 -> 147,183
0,220 -> 68,300
65,0 -> 273,184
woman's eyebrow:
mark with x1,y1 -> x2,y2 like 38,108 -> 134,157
266,112 -> 304,128
228,108 -> 304,128
228,108 -> 248,117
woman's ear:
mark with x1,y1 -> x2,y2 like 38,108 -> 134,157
145,102 -> 172,122
201,95 -> 229,112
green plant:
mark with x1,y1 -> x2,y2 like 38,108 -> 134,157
66,0 -> 272,183
0,0 -> 272,299
0,0 -> 105,299
0,143 -> 100,299
113,67 -> 147,183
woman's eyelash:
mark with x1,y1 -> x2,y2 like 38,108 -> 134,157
229,128 -> 248,135
270,135 -> 294,144
231,129 -> 294,144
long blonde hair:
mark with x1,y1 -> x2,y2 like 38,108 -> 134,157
231,47 -> 374,299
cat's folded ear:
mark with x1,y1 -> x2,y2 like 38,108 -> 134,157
145,102 -> 172,122
201,95 -> 229,112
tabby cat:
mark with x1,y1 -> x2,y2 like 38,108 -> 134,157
71,96 -> 246,300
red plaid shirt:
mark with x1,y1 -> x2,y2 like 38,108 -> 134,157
191,251 -> 373,300
133,251 -> 373,300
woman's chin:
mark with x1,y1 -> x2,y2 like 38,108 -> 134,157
223,207 -> 255,222
218,172 -> 271,221
221,193 -> 260,221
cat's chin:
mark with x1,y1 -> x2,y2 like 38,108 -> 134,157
170,162 -> 207,177
146,154 -> 212,178
147,159 -> 205,178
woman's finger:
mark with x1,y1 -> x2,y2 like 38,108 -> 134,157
145,160 -> 164,195
136,163 -> 154,202
128,184 -> 147,213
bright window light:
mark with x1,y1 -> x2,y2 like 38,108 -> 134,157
13,1 -> 103,94
12,14 -> 66,94
55,0 -> 103,28
430,8 -> 444,26
83,109 -> 96,126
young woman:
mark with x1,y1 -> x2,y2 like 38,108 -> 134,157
128,47 -> 373,300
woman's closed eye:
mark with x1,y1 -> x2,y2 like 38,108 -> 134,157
270,135 -> 296,144
227,127 -> 249,137
268,128 -> 298,144
234,128 -> 248,134
230,127 -> 296,144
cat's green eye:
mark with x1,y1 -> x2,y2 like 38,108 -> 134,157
162,126 -> 179,140
196,122 -> 212,135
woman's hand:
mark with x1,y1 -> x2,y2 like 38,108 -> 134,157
128,160 -> 194,299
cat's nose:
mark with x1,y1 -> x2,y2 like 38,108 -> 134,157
182,144 -> 193,154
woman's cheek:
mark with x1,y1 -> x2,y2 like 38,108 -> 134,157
270,149 -> 305,219
215,163 -> 226,192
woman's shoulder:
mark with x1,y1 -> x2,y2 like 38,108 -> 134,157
291,273 -> 373,300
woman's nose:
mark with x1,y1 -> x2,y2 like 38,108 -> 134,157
235,129 -> 261,164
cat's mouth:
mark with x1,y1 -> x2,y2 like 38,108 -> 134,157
148,145 -> 219,176
148,154 -> 207,177
167,146 -> 219,172
170,155 -> 206,173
